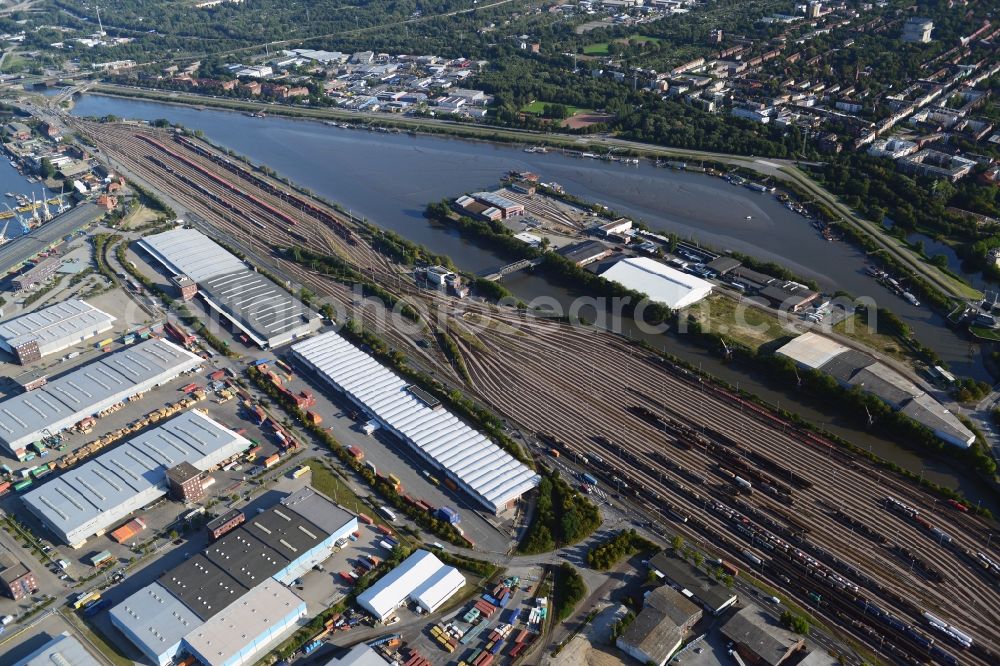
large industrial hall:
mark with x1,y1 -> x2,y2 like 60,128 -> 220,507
0,298 -> 116,364
0,338 -> 203,457
291,331 -> 540,514
21,410 -> 251,547
138,227 -> 321,348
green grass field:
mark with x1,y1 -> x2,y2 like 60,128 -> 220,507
584,34 -> 663,55
520,100 -> 588,116
583,42 -> 611,55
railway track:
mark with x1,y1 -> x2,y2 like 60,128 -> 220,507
71,119 -> 1000,665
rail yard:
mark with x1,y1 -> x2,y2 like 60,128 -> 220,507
69,118 -> 1000,666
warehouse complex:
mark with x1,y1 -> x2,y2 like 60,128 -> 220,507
12,632 -> 103,666
776,332 -> 974,447
600,257 -> 713,309
22,410 -> 250,547
110,487 -> 358,666
292,332 -> 540,514
138,228 -> 321,348
0,299 -> 116,364
357,550 -> 465,621
0,338 -> 203,457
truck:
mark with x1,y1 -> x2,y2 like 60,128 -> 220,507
346,445 -> 364,461
83,598 -> 113,617
362,420 -> 380,435
292,465 -> 310,479
73,591 -> 101,609
436,507 -> 461,525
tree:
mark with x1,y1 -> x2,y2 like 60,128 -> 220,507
780,610 -> 810,635
671,535 -> 684,551
168,529 -> 179,540
39,158 -> 55,179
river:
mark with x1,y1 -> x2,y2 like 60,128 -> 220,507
68,94 -> 998,505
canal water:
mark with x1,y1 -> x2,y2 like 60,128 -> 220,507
69,94 -> 998,504
0,160 -> 54,240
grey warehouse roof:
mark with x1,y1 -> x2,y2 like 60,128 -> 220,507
138,228 -> 319,347
109,582 -> 201,661
619,586 -> 700,664
12,632 -> 103,666
0,299 -> 115,354
649,552 -> 737,612
0,338 -> 203,453
22,410 -> 249,545
279,486 -> 354,536
292,332 -> 540,513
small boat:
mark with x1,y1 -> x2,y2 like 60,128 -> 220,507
4,192 -> 13,198
745,215 -> 753,220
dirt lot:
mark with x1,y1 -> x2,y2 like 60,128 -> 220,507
562,113 -> 615,130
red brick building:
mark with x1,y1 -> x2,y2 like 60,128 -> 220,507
0,553 -> 36,600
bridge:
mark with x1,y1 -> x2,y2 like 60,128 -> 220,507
480,257 -> 543,282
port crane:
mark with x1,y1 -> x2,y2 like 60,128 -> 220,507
40,190 -> 52,222
6,204 -> 30,236
29,192 -> 40,226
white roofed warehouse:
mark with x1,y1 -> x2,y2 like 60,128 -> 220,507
0,299 -> 116,364
110,583 -> 202,666
356,549 -> 465,620
0,338 -> 203,458
138,228 -> 321,348
12,632 -> 103,666
183,578 -> 307,666
600,257 -> 713,309
22,410 -> 251,547
292,331 -> 540,514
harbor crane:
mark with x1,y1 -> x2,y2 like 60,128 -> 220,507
40,190 -> 52,222
6,204 -> 30,236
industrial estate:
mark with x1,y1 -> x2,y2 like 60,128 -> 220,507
0,2 -> 997,666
